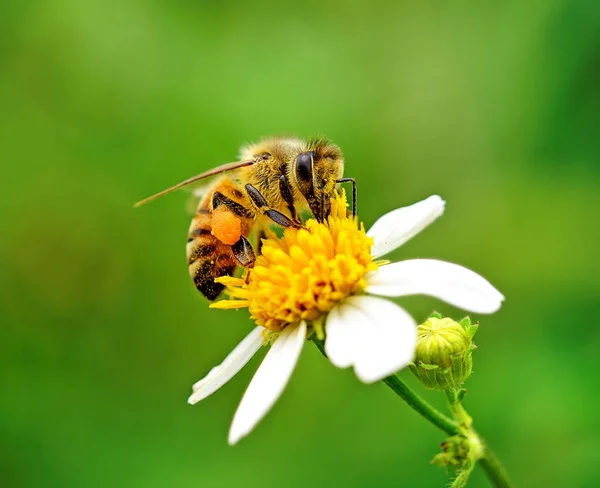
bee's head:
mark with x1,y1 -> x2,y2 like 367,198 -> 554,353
293,140 -> 344,222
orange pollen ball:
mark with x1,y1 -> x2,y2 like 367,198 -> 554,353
211,207 -> 242,245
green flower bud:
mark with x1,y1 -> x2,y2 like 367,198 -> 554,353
410,316 -> 478,390
431,435 -> 470,469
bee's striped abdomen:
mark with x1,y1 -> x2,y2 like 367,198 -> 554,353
186,176 -> 253,301
187,208 -> 236,300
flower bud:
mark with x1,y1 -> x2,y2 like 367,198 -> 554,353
410,316 -> 478,390
431,435 -> 470,469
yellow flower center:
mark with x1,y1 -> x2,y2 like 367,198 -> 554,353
210,192 -> 378,331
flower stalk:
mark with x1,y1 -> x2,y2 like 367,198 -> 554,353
383,374 -> 459,436
311,336 -> 459,434
479,445 -> 513,488
450,457 -> 476,488
312,337 -> 512,488
443,387 -> 513,488
445,388 -> 473,429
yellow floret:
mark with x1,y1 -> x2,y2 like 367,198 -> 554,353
210,192 -> 377,331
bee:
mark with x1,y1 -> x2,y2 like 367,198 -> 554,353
135,137 -> 356,300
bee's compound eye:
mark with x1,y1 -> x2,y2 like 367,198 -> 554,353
295,152 -> 314,182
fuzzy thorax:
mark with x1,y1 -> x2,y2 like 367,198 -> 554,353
210,192 -> 377,331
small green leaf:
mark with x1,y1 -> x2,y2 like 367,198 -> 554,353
459,316 -> 471,329
466,323 -> 479,339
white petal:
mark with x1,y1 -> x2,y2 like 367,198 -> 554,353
188,326 -> 264,405
228,321 -> 307,445
367,195 -> 445,259
366,259 -> 505,314
324,303 -> 364,369
325,296 -> 417,384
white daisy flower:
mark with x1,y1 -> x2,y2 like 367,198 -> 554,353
189,193 -> 504,444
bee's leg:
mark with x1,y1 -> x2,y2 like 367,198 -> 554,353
336,177 -> 357,218
211,191 -> 251,217
245,184 -> 302,228
231,236 -> 255,267
278,175 -> 301,225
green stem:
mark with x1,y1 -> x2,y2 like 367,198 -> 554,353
311,338 -> 458,436
444,389 -> 472,428
311,339 -> 512,487
451,458 -> 476,488
479,445 -> 513,488
383,375 -> 459,436
444,388 -> 513,488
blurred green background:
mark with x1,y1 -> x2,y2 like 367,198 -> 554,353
1,0 -> 599,487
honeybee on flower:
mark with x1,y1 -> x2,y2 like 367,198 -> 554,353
188,192 -> 504,444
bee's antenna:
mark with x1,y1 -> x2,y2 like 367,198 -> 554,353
134,158 -> 257,208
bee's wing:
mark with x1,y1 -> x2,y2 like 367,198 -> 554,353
183,181 -> 215,215
134,158 -> 257,208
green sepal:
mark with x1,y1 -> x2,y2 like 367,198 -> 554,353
460,316 -> 479,339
